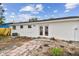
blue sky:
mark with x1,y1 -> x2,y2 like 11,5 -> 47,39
2,3 -> 79,23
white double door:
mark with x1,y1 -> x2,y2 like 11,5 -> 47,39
39,26 -> 48,36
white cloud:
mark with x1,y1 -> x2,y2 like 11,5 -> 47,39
11,12 -> 15,15
19,4 -> 43,14
65,10 -> 70,13
9,12 -> 15,18
35,4 -> 43,11
6,13 -> 41,23
4,8 -> 8,11
32,11 -> 39,14
4,12 -> 8,15
65,3 -> 79,10
4,12 -> 15,23
16,14 -> 41,22
16,14 -> 32,22
5,12 -> 40,22
10,15 -> 15,18
6,14 -> 31,23
53,10 -> 58,13
64,3 -> 79,13
44,14 -> 55,19
19,5 -> 34,12
44,15 -> 50,19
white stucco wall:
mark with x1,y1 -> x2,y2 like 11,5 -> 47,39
10,18 -> 79,41
10,24 -> 39,37
10,22 -> 50,38
75,21 -> 79,41
49,21 -> 78,41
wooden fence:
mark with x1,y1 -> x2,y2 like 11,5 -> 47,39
0,28 -> 11,36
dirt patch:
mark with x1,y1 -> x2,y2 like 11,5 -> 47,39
0,37 -> 79,56
0,36 -> 32,51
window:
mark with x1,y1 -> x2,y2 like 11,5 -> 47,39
12,33 -> 18,36
20,25 -> 23,29
40,26 -> 43,35
12,25 -> 16,30
45,26 -> 48,36
28,25 -> 32,28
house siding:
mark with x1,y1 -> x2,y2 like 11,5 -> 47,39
49,21 -> 78,41
10,18 -> 79,41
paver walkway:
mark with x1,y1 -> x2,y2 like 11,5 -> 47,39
0,39 -> 47,56
0,38 -> 79,56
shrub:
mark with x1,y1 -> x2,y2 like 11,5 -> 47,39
50,48 -> 63,56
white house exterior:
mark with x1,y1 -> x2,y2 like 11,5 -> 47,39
10,16 -> 79,41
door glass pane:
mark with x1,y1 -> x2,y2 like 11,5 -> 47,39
40,26 -> 43,35
45,26 -> 48,36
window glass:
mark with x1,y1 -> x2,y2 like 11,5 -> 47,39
12,25 -> 16,30
28,25 -> 32,28
20,25 -> 23,29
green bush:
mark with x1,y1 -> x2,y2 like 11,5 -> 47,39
50,48 -> 63,56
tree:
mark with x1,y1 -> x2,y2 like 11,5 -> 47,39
0,3 -> 5,24
29,18 -> 38,22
